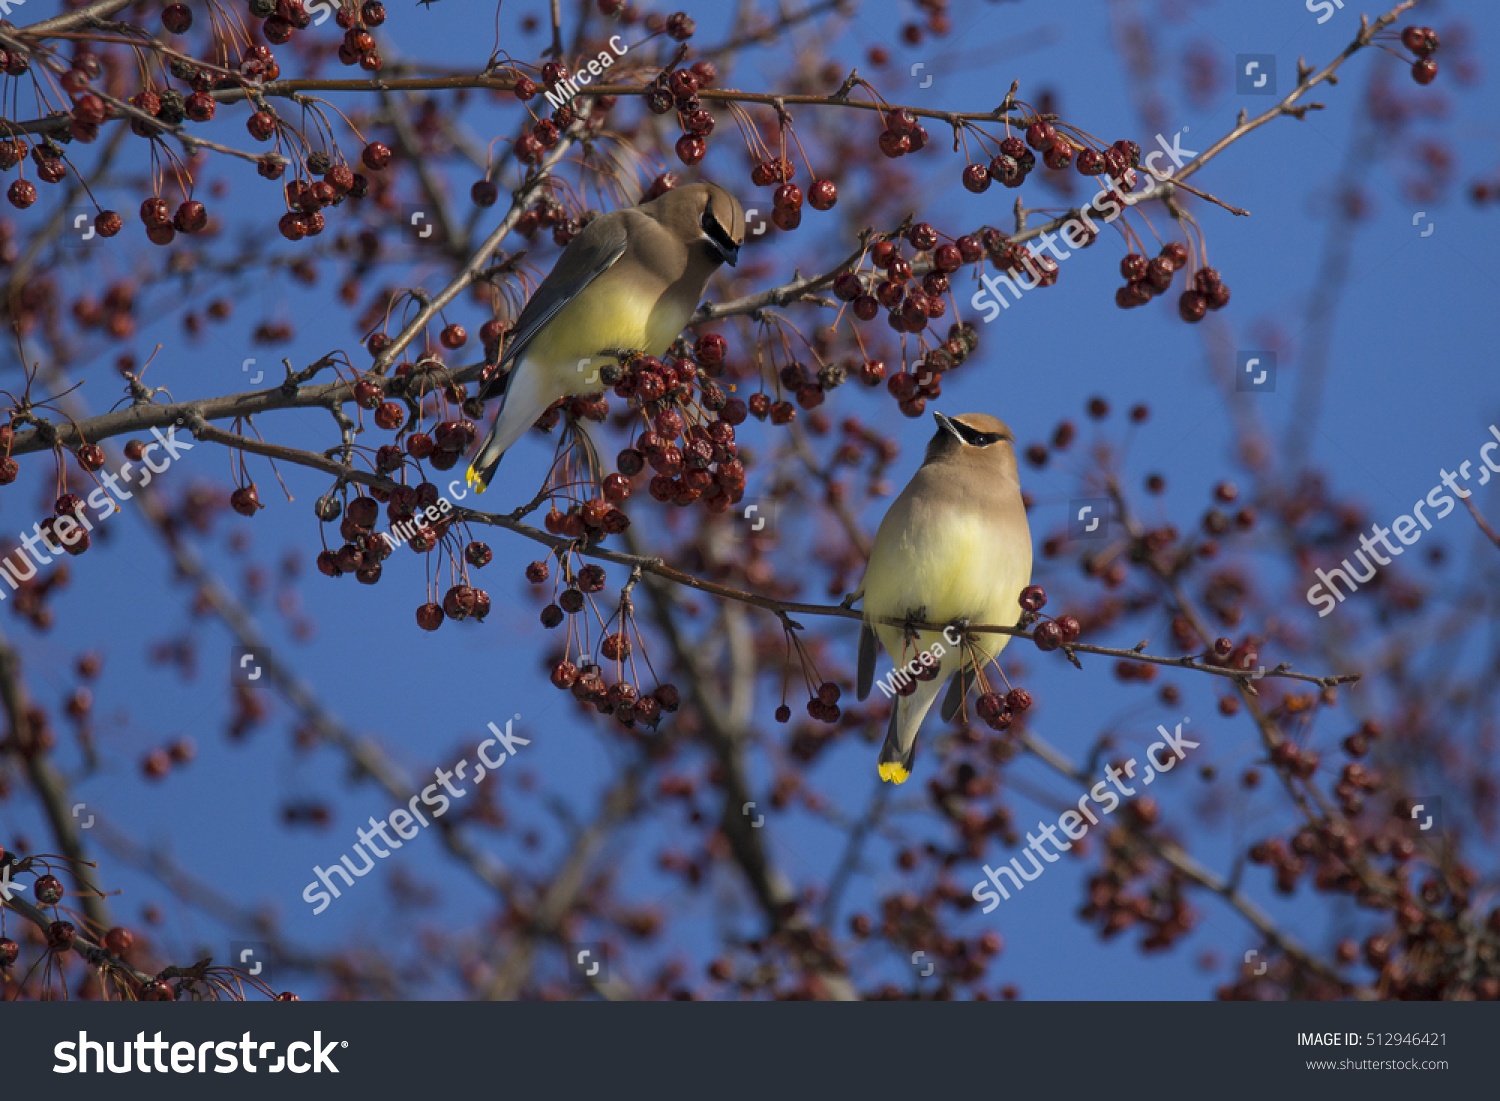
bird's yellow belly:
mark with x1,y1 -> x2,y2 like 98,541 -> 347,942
864,513 -> 1029,666
529,279 -> 691,395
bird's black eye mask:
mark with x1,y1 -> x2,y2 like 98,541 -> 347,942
951,420 -> 1011,448
700,209 -> 740,264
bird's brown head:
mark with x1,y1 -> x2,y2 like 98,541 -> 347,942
648,182 -> 745,267
925,411 -> 1020,479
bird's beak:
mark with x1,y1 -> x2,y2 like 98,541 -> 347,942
933,411 -> 961,440
714,239 -> 740,267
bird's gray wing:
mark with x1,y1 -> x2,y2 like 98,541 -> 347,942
939,659 -> 976,722
479,211 -> 632,400
856,622 -> 878,701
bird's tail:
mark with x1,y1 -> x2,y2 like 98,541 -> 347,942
877,675 -> 944,784
466,359 -> 551,494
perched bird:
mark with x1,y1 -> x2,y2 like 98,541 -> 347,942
466,182 -> 745,492
854,411 -> 1033,783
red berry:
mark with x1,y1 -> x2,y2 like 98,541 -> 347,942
374,401 -> 405,430
7,179 -> 37,209
162,4 -> 192,33
140,196 -> 171,226
1025,121 -> 1056,151
1178,291 -> 1207,323
173,199 -> 207,233
1019,585 -> 1047,612
230,485 -> 262,516
1033,621 -> 1063,651
1411,58 -> 1437,85
142,748 -> 170,779
75,443 -> 105,472
885,108 -> 917,135
362,142 -> 391,170
47,921 -> 77,952
185,92 -> 215,122
471,179 -> 497,207
416,602 -> 444,631
104,927 -> 133,955
1076,148 -> 1105,175
675,134 -> 706,165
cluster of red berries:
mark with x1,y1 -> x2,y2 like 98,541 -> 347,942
798,681 -> 843,723
541,480 -> 631,537
332,0 -> 388,70
1115,242 -> 1182,308
279,152 -> 370,240
597,339 -> 747,514
69,282 -> 142,344
509,192 -> 587,246
885,323 -> 978,417
0,865 -> 59,965
962,121 -> 1091,192
373,372 -> 476,469
1176,266 -> 1230,322
1401,25 -> 1440,85
136,193 -> 207,246
1330,757 -> 1383,820
1019,584 -> 1082,652
3,132 -> 82,208
141,737 -> 196,780
877,107 -> 931,159
43,493 -> 97,557
125,79 -> 217,133
739,158 -> 837,234
1081,845 -> 1198,949
974,687 -> 1031,733
642,62 -> 715,166
549,652 -> 681,728
313,493 -> 394,584
981,225 -> 1062,288
834,223 -> 972,336
514,81 -> 574,165
416,573 -> 492,629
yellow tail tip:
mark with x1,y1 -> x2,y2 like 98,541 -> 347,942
465,466 -> 486,494
878,761 -> 910,784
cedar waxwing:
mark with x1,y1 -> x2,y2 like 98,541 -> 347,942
854,411 -> 1033,783
466,182 -> 745,491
